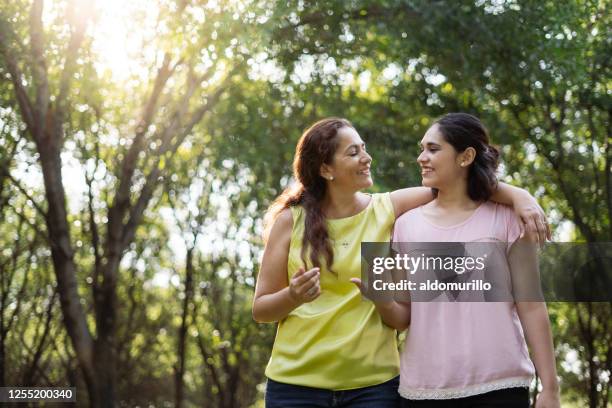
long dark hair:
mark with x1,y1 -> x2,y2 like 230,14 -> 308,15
434,113 -> 500,201
264,117 -> 353,271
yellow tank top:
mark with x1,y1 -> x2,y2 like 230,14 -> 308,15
265,193 -> 399,390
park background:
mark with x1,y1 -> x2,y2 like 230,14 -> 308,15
0,0 -> 609,406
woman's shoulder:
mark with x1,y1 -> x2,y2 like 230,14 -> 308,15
482,201 -> 524,241
277,207 -> 294,223
482,201 -> 517,220
368,191 -> 394,205
395,204 -> 423,225
269,208 -> 294,236
367,192 -> 389,202
368,192 -> 396,221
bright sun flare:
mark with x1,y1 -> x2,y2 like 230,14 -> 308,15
43,0 -> 158,81
44,0 -> 158,81
90,0 -> 157,81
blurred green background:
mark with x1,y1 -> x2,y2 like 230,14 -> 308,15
0,0 -> 609,406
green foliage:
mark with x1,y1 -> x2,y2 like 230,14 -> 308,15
0,0 -> 609,406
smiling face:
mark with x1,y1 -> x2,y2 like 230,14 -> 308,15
417,124 -> 466,190
320,126 -> 373,191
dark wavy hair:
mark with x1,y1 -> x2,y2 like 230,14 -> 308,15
264,117 -> 353,272
433,113 -> 499,201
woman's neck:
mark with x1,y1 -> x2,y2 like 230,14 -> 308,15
433,193 -> 480,211
422,187 -> 482,228
322,189 -> 368,219
432,181 -> 480,211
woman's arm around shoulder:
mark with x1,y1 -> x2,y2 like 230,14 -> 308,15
490,182 -> 551,245
389,187 -> 434,218
252,208 -> 321,323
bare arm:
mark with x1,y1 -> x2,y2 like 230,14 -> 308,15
491,182 -> 551,244
516,302 -> 560,407
389,187 -> 434,218
374,301 -> 411,331
349,278 -> 411,331
252,209 -> 320,323
389,183 -> 550,245
509,232 -> 560,407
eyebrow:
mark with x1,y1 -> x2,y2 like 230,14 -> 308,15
344,143 -> 365,153
419,142 -> 441,148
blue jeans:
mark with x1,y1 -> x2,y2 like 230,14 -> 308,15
265,376 -> 400,408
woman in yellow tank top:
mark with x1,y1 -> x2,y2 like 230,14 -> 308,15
252,118 -> 550,408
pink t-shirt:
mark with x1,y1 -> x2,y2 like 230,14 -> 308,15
393,201 -> 535,400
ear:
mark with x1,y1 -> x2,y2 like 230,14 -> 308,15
320,163 -> 333,181
458,147 -> 476,167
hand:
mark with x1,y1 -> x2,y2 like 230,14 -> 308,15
535,389 -> 561,408
514,193 -> 551,247
350,278 -> 366,295
350,278 -> 389,304
289,267 -> 320,305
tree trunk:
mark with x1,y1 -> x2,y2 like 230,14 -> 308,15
36,134 -> 103,403
0,329 -> 5,387
175,247 -> 195,408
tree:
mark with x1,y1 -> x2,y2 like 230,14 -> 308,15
0,0 -> 265,405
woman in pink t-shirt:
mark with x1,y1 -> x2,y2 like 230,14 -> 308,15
374,113 -> 560,407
